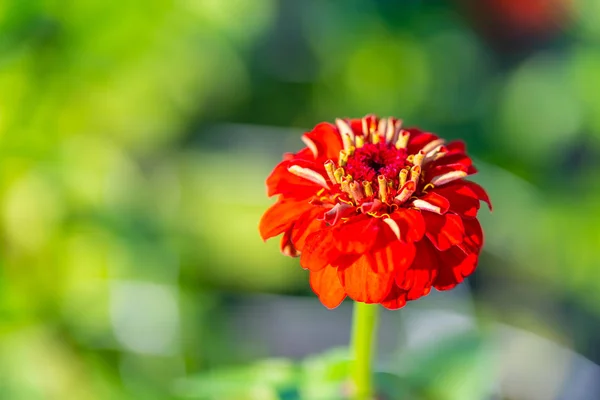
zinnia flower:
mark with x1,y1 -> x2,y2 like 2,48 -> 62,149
259,115 -> 491,309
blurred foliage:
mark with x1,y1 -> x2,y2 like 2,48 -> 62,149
175,350 -> 351,400
1,0 -> 600,398
177,331 -> 491,400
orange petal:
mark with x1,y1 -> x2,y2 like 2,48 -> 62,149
300,230 -> 337,271
333,217 -> 380,254
371,239 -> 416,275
310,265 -> 346,309
291,208 -> 327,251
337,254 -> 394,303
259,199 -> 313,241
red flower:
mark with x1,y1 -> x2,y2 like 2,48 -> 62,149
259,116 -> 491,310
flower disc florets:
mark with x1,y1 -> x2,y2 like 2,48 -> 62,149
260,115 -> 491,310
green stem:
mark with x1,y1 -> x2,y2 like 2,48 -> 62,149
350,302 -> 379,400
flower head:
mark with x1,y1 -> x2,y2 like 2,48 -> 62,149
259,115 -> 491,309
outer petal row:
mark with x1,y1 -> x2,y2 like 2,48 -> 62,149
259,198 -> 313,241
310,265 -> 346,309
306,218 -> 418,307
302,122 -> 344,160
266,157 -> 324,198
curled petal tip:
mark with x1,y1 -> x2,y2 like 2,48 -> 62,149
287,165 -> 330,189
383,218 -> 401,240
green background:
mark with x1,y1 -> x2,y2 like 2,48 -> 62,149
1,0 -> 599,399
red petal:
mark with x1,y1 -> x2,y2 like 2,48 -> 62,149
418,191 -> 450,214
433,246 -> 479,291
322,203 -> 356,225
310,265 -> 346,309
423,212 -> 465,251
337,254 -> 394,303
266,158 -> 325,198
349,119 -> 364,135
445,140 -> 466,153
300,230 -> 337,271
390,208 -> 426,242
406,130 -> 438,154
259,199 -> 312,241
462,181 -> 492,211
371,239 -> 416,275
428,163 -> 470,178
291,207 -> 327,251
282,147 -> 314,161
433,184 -> 481,218
302,123 -> 343,160
432,153 -> 472,169
333,217 -> 380,254
398,240 -> 438,300
380,285 -> 408,310
460,218 -> 483,254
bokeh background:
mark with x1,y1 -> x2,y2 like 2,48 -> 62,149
1,0 -> 600,399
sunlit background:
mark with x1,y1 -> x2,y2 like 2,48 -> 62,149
1,0 -> 600,399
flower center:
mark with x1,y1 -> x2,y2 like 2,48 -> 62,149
345,142 -> 407,184
288,116 -> 454,224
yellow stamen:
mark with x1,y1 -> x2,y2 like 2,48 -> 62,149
334,167 -> 345,184
355,135 -> 365,148
341,178 -> 351,194
395,130 -> 410,149
369,118 -> 377,135
362,181 -> 374,197
378,175 -> 387,201
372,131 -> 380,144
342,134 -> 353,152
410,165 -> 421,184
413,151 -> 425,168
398,169 -> 408,189
339,150 -> 348,166
324,160 -> 337,184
